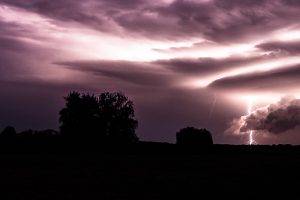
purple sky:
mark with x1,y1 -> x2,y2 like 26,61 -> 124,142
1,0 -> 300,144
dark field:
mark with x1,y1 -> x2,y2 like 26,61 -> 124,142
0,144 -> 300,199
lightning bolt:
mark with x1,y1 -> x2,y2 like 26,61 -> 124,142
247,100 -> 255,145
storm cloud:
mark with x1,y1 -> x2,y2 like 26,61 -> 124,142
57,60 -> 176,87
155,55 -> 273,75
256,41 -> 300,55
227,96 -> 300,135
208,64 -> 300,92
2,0 -> 300,42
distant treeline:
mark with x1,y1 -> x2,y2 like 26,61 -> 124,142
2,91 -> 298,154
0,91 -> 214,150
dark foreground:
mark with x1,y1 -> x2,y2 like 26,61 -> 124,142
0,143 -> 300,199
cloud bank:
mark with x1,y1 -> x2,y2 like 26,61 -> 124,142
2,0 -> 300,42
209,64 -> 300,92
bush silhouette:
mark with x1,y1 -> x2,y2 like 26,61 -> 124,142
176,127 -> 213,145
35,129 -> 58,137
0,126 -> 16,138
18,129 -> 34,138
59,91 -> 138,143
18,129 -> 58,138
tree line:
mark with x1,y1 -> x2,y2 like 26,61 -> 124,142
0,91 -> 213,145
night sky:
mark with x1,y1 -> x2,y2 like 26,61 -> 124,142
1,0 -> 300,144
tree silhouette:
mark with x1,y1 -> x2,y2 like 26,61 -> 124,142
176,127 -> 213,145
0,126 -> 16,138
59,91 -> 138,143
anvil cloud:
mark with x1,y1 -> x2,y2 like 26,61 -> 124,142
1,0 -> 300,144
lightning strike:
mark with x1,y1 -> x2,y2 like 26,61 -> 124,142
247,99 -> 255,145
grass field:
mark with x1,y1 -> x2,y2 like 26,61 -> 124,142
0,147 -> 299,199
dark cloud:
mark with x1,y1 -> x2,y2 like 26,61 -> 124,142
58,55 -> 273,84
228,96 -> 300,135
0,21 -> 33,40
2,0 -> 300,42
256,41 -> 300,54
0,36 -> 44,53
57,60 -> 176,87
282,0 -> 300,7
215,0 -> 269,9
208,64 -> 300,91
155,55 -> 273,75
133,0 -> 280,42
0,0 -> 110,32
